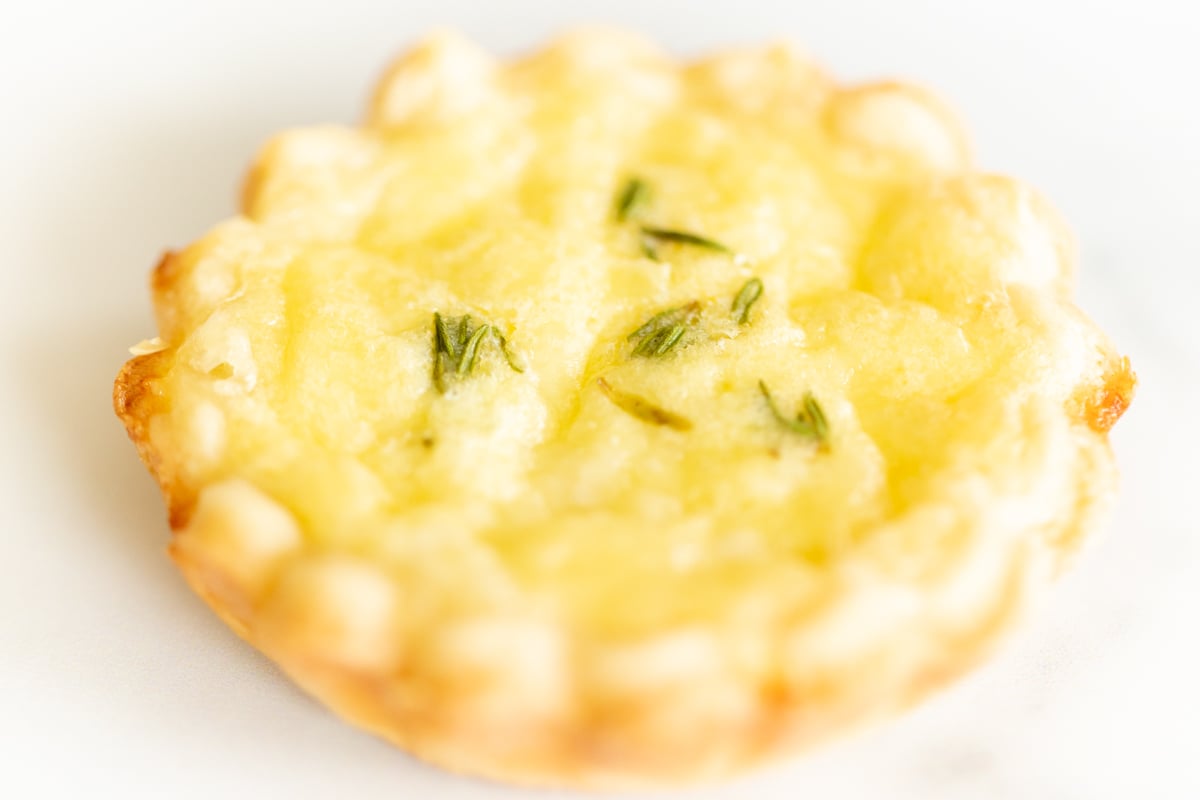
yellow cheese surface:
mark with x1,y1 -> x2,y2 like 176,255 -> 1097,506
133,31 -> 1125,645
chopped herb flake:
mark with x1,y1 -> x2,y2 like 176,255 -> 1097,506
431,313 -> 523,392
454,314 -> 473,353
611,176 -> 733,259
639,226 -> 732,259
803,392 -> 830,444
627,302 -> 701,359
758,380 -> 830,448
639,230 -> 663,261
494,329 -> 526,373
597,378 -> 692,431
731,277 -> 763,324
614,177 -> 652,222
432,312 -> 453,393
457,324 -> 491,377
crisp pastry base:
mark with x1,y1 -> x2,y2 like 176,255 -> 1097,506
115,29 -> 1133,788
154,432 -> 1113,789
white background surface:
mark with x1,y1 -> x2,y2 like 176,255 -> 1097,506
3,1 -> 1198,797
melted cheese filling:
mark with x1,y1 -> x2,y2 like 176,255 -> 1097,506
148,36 -> 1106,637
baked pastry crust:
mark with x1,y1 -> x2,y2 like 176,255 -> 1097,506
114,29 -> 1134,788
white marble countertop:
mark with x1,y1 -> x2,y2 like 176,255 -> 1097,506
2,1 -> 1197,797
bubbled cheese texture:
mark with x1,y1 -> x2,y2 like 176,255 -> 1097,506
143,31 -> 1118,642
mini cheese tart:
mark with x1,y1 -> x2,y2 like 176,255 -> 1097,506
114,29 -> 1134,788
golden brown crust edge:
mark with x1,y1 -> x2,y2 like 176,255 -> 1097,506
165,543 -> 1025,790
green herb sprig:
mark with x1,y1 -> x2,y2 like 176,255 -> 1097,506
758,380 -> 830,448
597,378 -> 692,431
432,312 -> 523,393
494,330 -> 525,373
731,277 -> 763,324
457,324 -> 491,377
638,226 -> 732,261
612,177 -> 734,261
627,302 -> 701,358
614,177 -> 652,222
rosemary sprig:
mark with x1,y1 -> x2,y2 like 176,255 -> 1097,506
432,312 -> 454,393
454,314 -> 473,353
614,177 -> 651,222
758,380 -> 830,448
731,277 -> 763,324
634,323 -> 685,357
639,226 -> 732,261
597,378 -> 692,431
627,302 -> 701,358
494,329 -> 525,373
639,231 -> 662,261
457,324 -> 491,377
610,177 -> 734,260
431,312 -> 523,392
